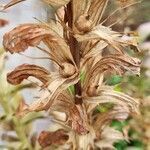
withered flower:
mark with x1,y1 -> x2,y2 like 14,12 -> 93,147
3,0 -> 141,149
3,23 -> 79,112
38,129 -> 69,148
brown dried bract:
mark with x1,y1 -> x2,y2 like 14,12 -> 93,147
3,24 -> 54,53
69,105 -> 89,135
7,64 -> 49,85
85,54 -> 141,93
3,23 -> 75,67
38,129 -> 69,148
43,0 -> 70,8
88,0 -> 108,26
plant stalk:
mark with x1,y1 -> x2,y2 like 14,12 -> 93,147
67,2 -> 82,105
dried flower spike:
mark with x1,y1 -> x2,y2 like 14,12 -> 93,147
2,0 -> 141,149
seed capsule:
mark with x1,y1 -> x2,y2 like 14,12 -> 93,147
87,84 -> 99,96
59,63 -> 76,77
75,13 -> 93,33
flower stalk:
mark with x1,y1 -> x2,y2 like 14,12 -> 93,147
66,2 -> 82,105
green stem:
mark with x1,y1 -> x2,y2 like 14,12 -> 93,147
13,117 -> 33,150
0,96 -> 33,150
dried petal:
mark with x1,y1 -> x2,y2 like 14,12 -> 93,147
72,0 -> 89,25
95,127 -> 124,149
76,24 -> 117,42
38,129 -> 69,148
68,105 -> 89,135
88,0 -> 108,26
86,54 -> 141,90
49,92 -> 89,135
93,106 -> 130,133
75,25 -> 139,53
21,71 -> 79,113
3,23 -> 75,66
73,0 -> 108,28
7,64 -> 49,85
85,86 -> 139,113
43,0 -> 70,8
81,41 -> 108,68
3,24 -> 55,53
50,91 -> 74,113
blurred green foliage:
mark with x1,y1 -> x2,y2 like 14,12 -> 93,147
0,49 -> 44,150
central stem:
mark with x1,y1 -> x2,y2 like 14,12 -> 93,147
67,2 -> 82,105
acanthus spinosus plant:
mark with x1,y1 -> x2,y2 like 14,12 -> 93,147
1,0 -> 141,149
